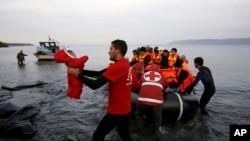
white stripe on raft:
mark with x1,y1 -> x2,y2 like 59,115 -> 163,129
138,97 -> 163,104
174,92 -> 183,120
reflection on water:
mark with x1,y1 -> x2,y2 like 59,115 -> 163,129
0,45 -> 250,141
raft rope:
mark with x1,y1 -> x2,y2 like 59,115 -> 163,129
174,92 -> 184,120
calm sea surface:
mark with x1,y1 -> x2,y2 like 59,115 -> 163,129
0,44 -> 250,141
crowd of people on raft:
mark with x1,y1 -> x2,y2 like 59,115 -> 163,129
127,46 -> 202,138
128,45 -> 215,114
128,46 -> 194,93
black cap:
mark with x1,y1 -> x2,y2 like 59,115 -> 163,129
174,59 -> 183,67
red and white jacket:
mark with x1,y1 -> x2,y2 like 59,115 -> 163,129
54,49 -> 89,99
138,70 -> 168,106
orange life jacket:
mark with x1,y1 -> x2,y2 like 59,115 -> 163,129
149,52 -> 154,58
176,66 -> 194,91
160,68 -> 178,86
168,54 -> 179,68
182,59 -> 189,67
152,53 -> 161,65
139,53 -> 153,71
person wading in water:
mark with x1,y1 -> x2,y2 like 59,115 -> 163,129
17,50 -> 27,66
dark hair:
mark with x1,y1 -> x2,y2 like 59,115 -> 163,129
140,47 -> 147,52
171,48 -> 177,52
154,46 -> 158,51
163,49 -> 169,53
148,47 -> 153,53
194,57 -> 203,66
174,59 -> 183,67
154,49 -> 159,53
111,39 -> 127,56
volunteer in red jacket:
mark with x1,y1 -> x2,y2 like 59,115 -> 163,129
67,39 -> 132,141
54,48 -> 89,101
136,64 -> 168,134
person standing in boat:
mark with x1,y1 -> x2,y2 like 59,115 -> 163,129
185,57 -> 216,115
174,59 -> 194,94
180,55 -> 189,67
138,47 -> 153,72
17,50 -> 27,66
168,48 -> 180,68
152,49 -> 161,68
160,49 -> 169,69
67,39 -> 132,141
136,64 -> 168,136
130,49 -> 139,66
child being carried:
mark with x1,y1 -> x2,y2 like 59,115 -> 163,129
54,47 -> 89,102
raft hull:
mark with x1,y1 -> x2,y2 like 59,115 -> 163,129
131,92 -> 199,123
162,92 -> 199,122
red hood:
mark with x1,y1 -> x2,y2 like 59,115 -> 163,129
54,49 -> 74,63
54,49 -> 89,67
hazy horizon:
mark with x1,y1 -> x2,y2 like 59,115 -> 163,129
1,0 -> 250,45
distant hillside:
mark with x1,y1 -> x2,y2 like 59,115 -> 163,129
0,41 -> 33,47
8,43 -> 34,46
0,41 -> 8,47
168,38 -> 250,45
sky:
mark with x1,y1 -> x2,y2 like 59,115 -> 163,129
1,0 -> 250,45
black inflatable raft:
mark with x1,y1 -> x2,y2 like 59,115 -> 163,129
131,92 -> 199,123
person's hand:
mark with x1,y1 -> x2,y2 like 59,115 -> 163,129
185,88 -> 192,95
164,87 -> 169,93
179,90 -> 186,96
67,67 -> 80,77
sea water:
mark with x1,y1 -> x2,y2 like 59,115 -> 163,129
0,44 -> 250,141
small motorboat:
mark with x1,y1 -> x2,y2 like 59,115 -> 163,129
34,39 -> 61,61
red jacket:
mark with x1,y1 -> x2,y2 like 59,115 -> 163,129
138,70 -> 168,106
131,69 -> 141,92
54,49 -> 89,99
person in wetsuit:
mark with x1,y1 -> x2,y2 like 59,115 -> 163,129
185,57 -> 216,115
